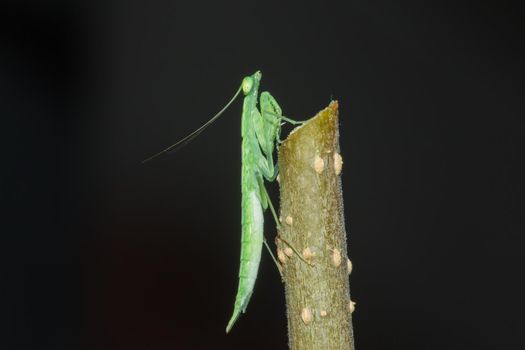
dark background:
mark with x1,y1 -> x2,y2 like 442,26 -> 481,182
1,1 -> 523,349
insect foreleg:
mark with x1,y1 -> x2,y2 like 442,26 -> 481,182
260,92 -> 303,126
256,92 -> 311,267
264,111 -> 303,125
255,149 -> 277,182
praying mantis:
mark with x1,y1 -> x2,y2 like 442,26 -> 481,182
144,71 -> 304,333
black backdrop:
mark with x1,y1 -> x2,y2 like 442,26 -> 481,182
2,1 -> 523,349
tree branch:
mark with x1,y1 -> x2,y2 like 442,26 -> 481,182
277,101 -> 355,350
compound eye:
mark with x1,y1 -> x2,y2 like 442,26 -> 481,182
242,77 -> 253,95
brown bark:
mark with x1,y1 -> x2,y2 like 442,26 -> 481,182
277,101 -> 355,350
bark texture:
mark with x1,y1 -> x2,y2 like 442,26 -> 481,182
277,101 -> 355,350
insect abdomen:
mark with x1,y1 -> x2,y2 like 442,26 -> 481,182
226,189 -> 264,332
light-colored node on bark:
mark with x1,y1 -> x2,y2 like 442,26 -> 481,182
349,300 -> 356,314
302,246 -> 316,261
276,174 -> 280,183
334,152 -> 343,175
332,248 -> 342,267
279,215 -> 283,224
320,310 -> 328,317
285,215 -> 293,226
301,307 -> 313,325
277,248 -> 287,264
347,258 -> 353,275
313,155 -> 325,174
284,247 -> 293,257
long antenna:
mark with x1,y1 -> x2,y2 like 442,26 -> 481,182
142,85 -> 243,163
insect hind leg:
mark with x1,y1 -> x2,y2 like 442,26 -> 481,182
260,183 -> 313,267
263,238 -> 283,277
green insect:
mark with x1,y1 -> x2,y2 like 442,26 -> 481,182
144,71 -> 302,333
